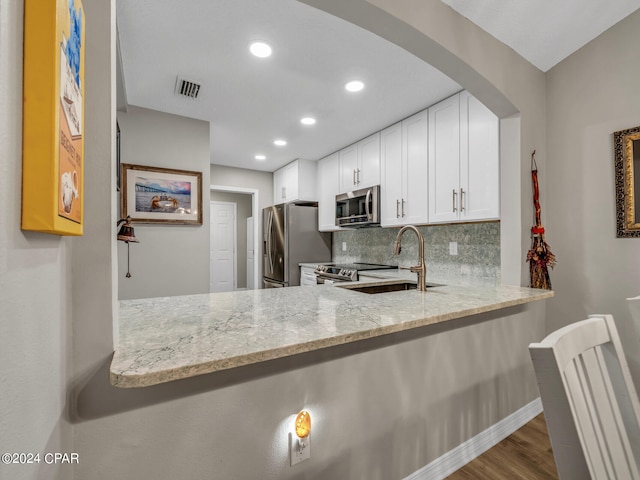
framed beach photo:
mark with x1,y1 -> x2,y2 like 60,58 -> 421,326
121,164 -> 202,225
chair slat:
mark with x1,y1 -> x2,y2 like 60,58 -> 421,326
530,315 -> 640,480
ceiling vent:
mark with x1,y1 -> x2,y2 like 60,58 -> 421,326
175,77 -> 201,99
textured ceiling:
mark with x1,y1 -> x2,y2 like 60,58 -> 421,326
441,0 -> 640,72
117,0 -> 640,172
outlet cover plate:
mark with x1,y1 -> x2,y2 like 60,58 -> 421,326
449,242 -> 458,255
290,432 -> 311,466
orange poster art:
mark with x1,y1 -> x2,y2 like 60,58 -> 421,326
22,0 -> 85,235
57,0 -> 83,223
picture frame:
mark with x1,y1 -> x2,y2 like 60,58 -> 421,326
613,126 -> 640,238
116,121 -> 121,192
21,0 -> 86,235
121,164 -> 203,225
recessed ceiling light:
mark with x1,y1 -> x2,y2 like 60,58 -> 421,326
273,139 -> 287,146
345,80 -> 365,92
249,42 -> 272,58
300,117 -> 316,125
255,154 -> 266,161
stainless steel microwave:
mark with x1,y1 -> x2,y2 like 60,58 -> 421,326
335,185 -> 380,227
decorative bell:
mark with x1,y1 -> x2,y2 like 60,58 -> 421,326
116,216 -> 138,277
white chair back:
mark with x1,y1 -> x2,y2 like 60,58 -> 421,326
529,314 -> 640,479
628,295 -> 640,330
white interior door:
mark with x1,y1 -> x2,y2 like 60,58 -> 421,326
246,216 -> 254,290
210,201 -> 237,293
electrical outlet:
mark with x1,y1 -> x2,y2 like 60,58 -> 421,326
449,242 -> 458,255
342,242 -> 347,252
290,432 -> 311,466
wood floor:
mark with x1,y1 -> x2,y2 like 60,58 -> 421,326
446,414 -> 559,479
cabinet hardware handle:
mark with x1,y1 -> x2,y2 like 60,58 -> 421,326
396,199 -> 400,218
282,187 -> 286,199
357,168 -> 361,184
460,188 -> 465,212
402,198 -> 406,217
452,189 -> 457,212
353,169 -> 357,185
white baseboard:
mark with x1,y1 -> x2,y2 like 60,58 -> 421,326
403,397 -> 543,480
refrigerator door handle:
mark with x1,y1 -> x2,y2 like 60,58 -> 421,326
268,211 -> 276,274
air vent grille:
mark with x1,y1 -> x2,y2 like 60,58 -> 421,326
175,77 -> 201,99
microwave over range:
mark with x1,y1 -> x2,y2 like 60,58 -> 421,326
335,185 -> 380,227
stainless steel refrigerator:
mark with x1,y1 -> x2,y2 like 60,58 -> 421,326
263,203 -> 331,288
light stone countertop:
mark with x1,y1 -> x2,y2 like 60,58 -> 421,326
110,275 -> 554,388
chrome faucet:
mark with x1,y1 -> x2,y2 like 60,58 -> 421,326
392,225 -> 427,291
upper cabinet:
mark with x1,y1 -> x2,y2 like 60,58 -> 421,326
273,159 -> 318,204
313,90 -> 498,229
317,152 -> 341,232
459,91 -> 500,221
339,133 -> 380,192
428,92 -> 499,223
380,110 -> 429,227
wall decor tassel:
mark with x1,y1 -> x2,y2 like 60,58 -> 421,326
527,150 -> 556,289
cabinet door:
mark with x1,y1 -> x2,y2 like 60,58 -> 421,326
296,159 -> 318,201
273,167 -> 287,204
428,94 -> 460,223
380,123 -> 403,227
300,267 -> 318,286
317,152 -> 340,231
460,92 -> 499,221
357,132 -> 380,188
339,143 -> 358,192
284,161 -> 298,202
402,110 -> 429,225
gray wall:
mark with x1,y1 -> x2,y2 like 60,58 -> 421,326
210,191 -> 253,289
545,10 -> 640,384
210,164 -> 273,210
117,106 -> 211,300
0,1 -> 74,479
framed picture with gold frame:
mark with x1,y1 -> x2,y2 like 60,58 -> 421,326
613,126 -> 640,238
21,0 -> 85,236
121,164 -> 203,225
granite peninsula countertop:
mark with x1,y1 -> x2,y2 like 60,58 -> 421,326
110,273 -> 553,388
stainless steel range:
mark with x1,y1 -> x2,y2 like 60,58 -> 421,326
313,263 -> 397,284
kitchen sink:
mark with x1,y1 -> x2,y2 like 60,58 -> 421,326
339,281 -> 440,294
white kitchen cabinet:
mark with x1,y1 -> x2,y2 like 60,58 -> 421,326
339,132 -> 380,192
428,92 -> 499,223
317,152 -> 341,232
428,94 -> 461,223
380,110 -> 429,227
273,159 -> 318,204
300,266 -> 318,286
459,91 -> 499,221
380,123 -> 403,226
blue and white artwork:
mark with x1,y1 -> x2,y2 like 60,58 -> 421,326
65,0 -> 82,87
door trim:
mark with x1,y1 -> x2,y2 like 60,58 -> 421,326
210,185 -> 260,289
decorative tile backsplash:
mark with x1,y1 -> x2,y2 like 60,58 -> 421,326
332,222 -> 500,285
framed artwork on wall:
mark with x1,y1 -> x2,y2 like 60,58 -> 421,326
21,0 -> 86,235
116,122 -> 121,192
613,125 -> 640,238
121,164 -> 203,225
